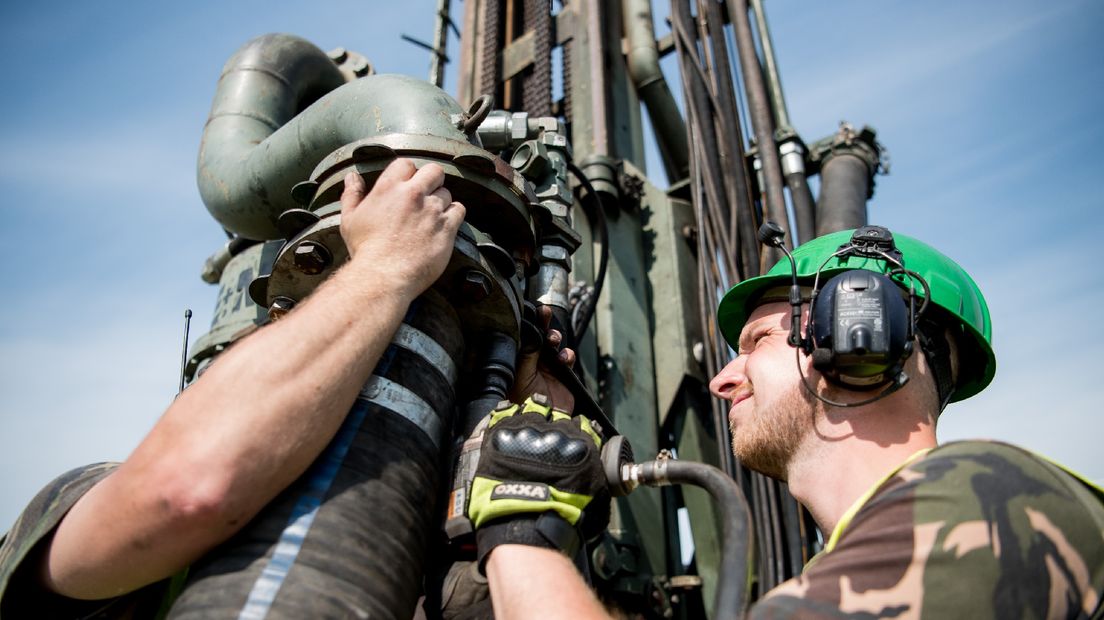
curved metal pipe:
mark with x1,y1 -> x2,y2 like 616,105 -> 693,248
198,37 -> 476,241
630,459 -> 753,618
623,0 -> 689,181
198,34 -> 347,240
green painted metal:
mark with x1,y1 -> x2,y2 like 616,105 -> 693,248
640,183 -> 705,421
199,44 -> 474,240
623,0 -> 689,182
186,240 -> 282,382
562,1 -> 669,602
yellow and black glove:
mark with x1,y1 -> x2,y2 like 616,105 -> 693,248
466,395 -> 610,570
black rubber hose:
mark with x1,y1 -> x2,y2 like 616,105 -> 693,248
567,162 -> 609,343
635,460 -> 752,618
786,170 -> 817,246
168,290 -> 464,619
815,153 -> 870,236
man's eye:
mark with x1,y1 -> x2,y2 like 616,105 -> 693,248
738,326 -> 770,353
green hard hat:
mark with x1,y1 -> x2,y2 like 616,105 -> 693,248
717,228 -> 995,402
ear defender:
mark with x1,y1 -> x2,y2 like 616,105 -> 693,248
808,270 -> 912,389
758,222 -> 928,408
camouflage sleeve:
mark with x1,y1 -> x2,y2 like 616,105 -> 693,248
749,441 -> 1104,620
0,462 -> 173,618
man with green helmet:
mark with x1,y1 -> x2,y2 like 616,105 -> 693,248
478,225 -> 1104,618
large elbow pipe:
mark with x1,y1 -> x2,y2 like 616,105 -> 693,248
623,0 -> 689,182
198,36 -> 480,242
198,34 -> 348,240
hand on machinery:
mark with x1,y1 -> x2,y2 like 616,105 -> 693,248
466,395 -> 611,571
510,305 -> 577,412
339,159 -> 466,298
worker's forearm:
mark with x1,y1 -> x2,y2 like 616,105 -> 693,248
155,255 -> 417,510
44,255 -> 418,599
486,545 -> 609,620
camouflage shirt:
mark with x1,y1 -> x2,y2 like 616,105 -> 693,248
751,441 -> 1104,619
0,463 -> 174,619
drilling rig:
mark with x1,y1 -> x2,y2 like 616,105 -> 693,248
176,1 -> 887,617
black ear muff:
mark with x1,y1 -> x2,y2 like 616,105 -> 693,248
809,270 -> 910,390
810,348 -> 834,372
758,222 -> 928,408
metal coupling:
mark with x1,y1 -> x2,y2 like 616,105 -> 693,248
808,121 -> 887,178
531,262 -> 571,309
510,139 -> 550,181
778,139 -> 806,177
476,110 -> 531,152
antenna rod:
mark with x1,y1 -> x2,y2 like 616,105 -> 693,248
178,309 -> 192,394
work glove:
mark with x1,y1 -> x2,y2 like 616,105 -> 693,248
466,394 -> 610,571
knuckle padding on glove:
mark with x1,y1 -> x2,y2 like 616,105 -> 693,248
492,427 -> 589,466
478,413 -> 601,496
466,397 -> 612,563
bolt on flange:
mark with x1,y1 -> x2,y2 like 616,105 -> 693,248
292,241 -> 332,275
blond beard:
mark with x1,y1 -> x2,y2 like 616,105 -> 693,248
729,381 -> 815,481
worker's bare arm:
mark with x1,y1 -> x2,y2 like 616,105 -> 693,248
40,159 -> 465,600
485,545 -> 609,620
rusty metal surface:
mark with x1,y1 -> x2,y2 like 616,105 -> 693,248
521,0 -> 552,117
260,214 -> 522,343
501,30 -> 536,81
293,134 -> 540,267
479,0 -> 503,103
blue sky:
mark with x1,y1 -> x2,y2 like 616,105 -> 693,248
1,0 -> 1102,530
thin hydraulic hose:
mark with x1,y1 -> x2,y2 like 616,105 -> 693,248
634,460 -> 753,618
787,171 -> 816,246
672,0 -> 741,479
567,162 -> 609,343
689,121 -> 738,480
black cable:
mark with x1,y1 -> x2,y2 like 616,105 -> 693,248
566,162 -> 609,342
796,346 -> 910,408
